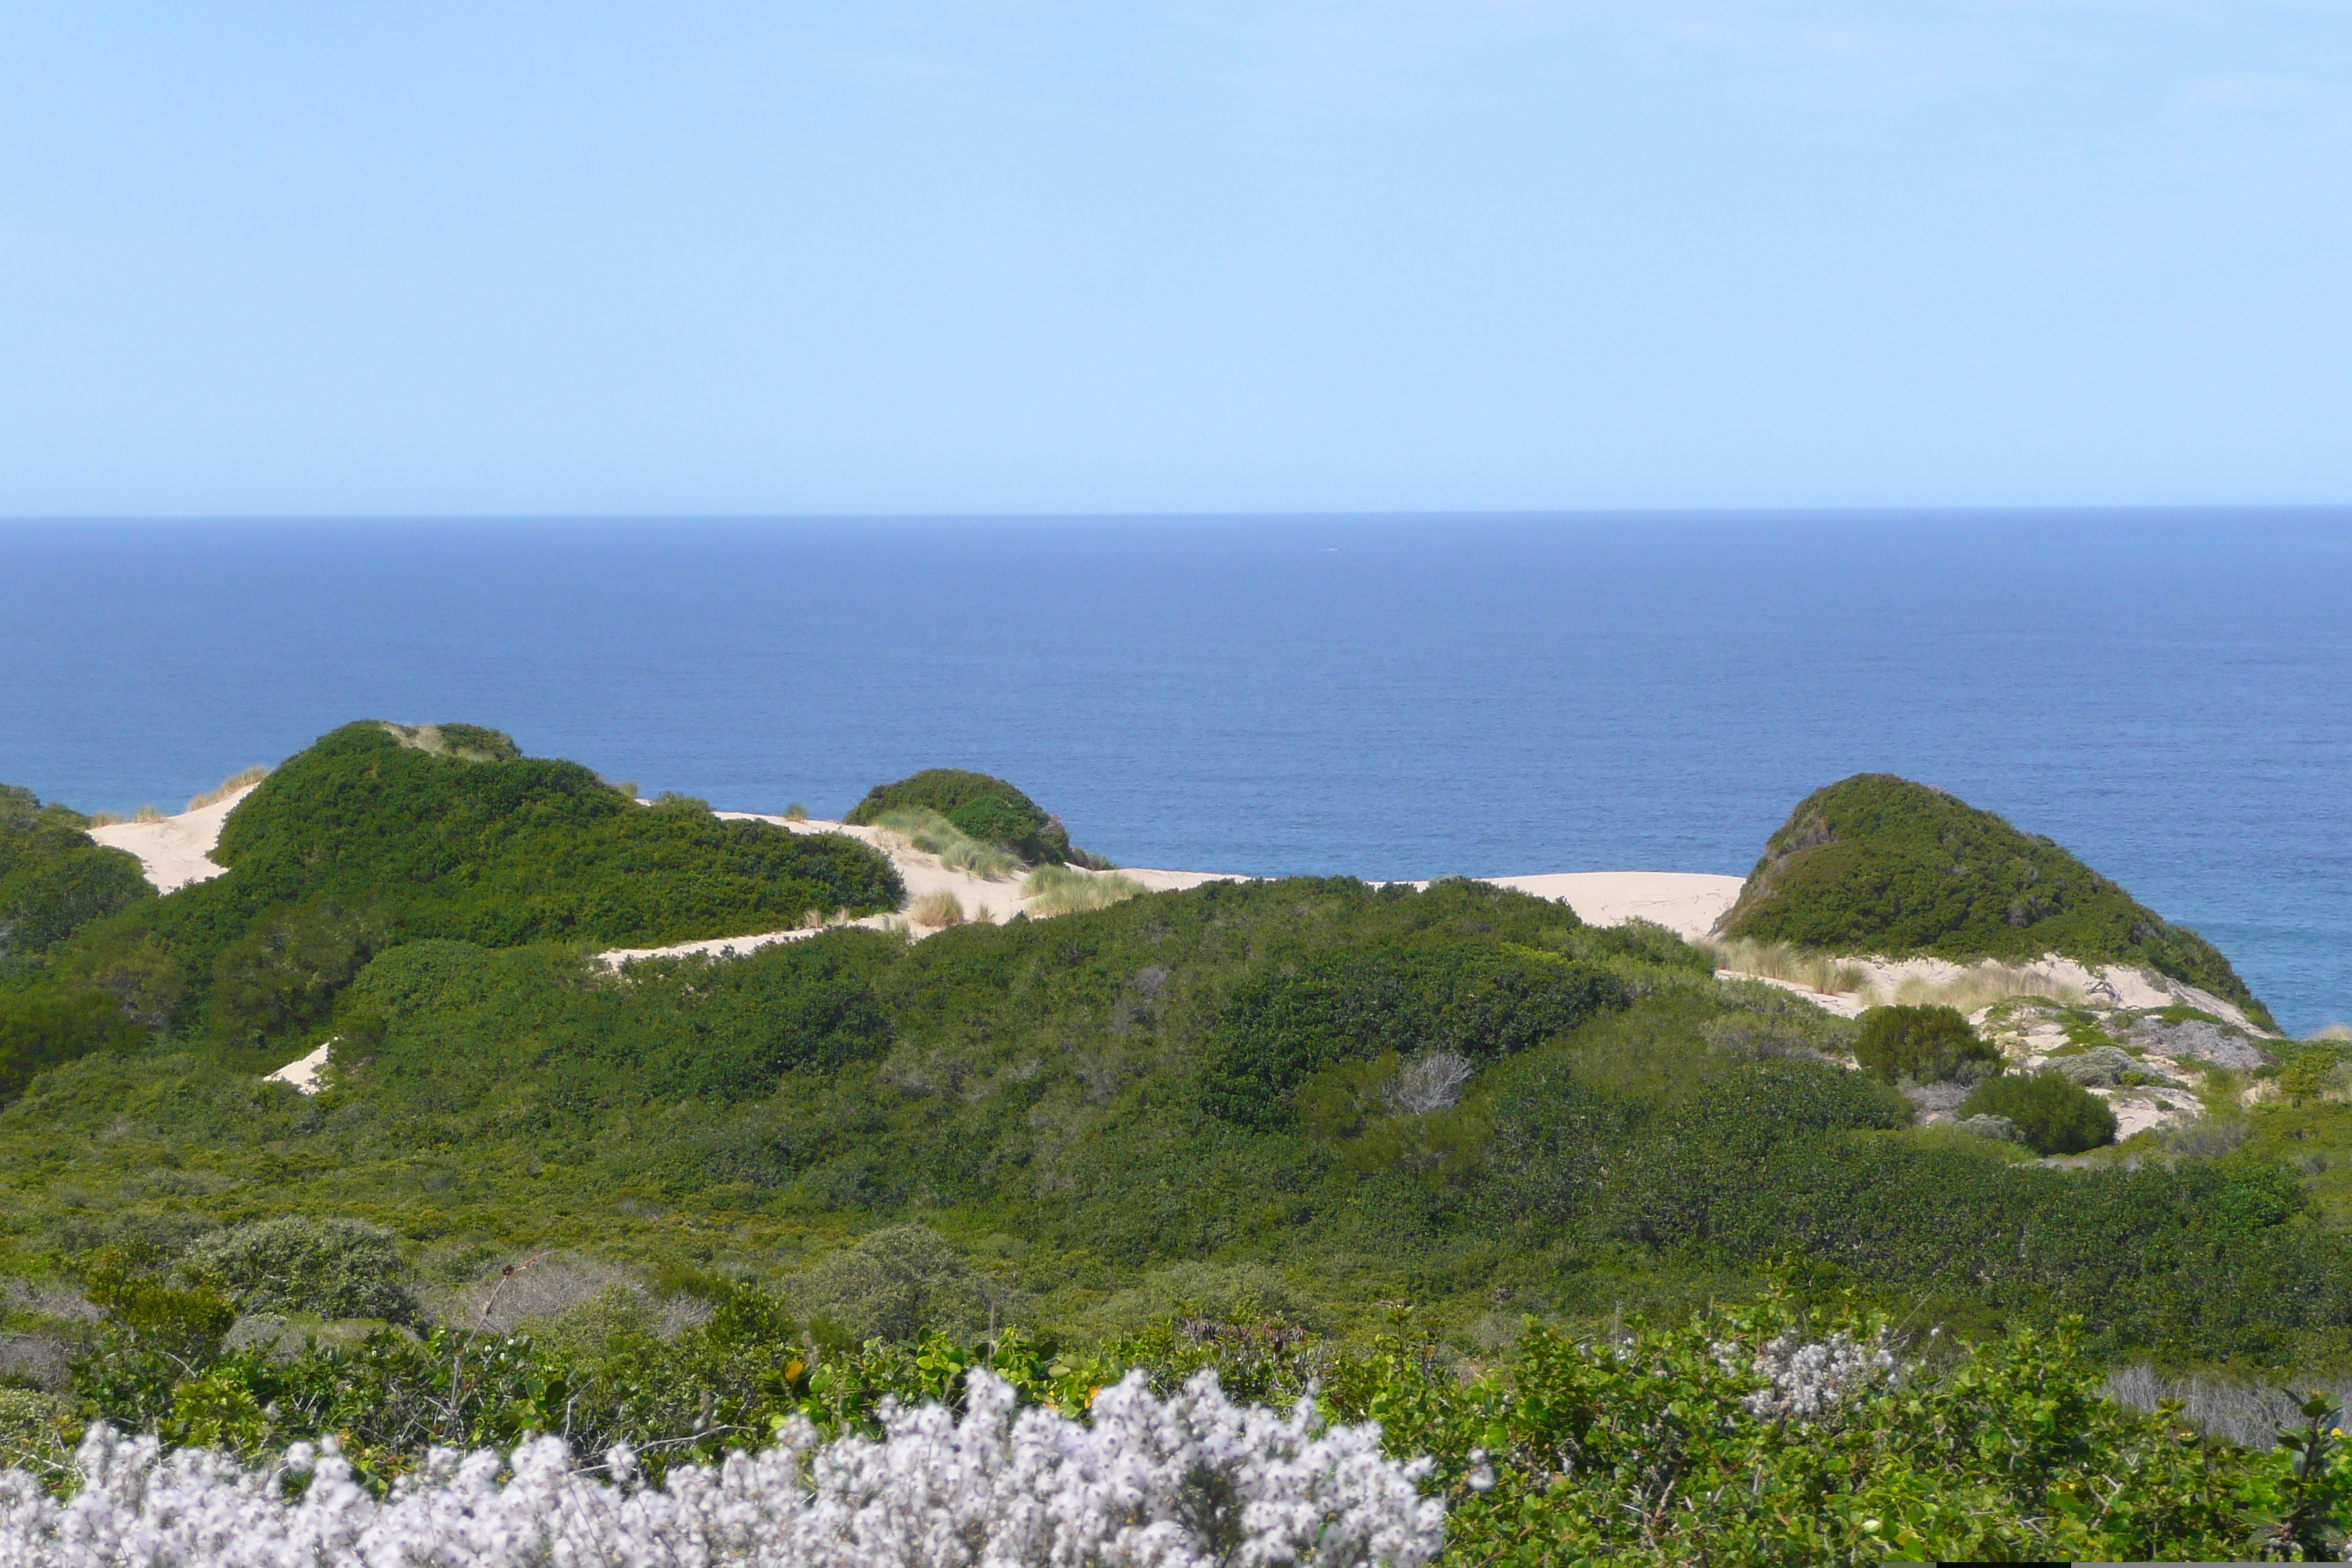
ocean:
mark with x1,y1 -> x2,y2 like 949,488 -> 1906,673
3,510 -> 2346,1035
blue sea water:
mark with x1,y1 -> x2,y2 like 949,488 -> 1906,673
1,511 -> 2346,1035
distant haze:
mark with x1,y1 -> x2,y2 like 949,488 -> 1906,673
1,5 -> 2347,515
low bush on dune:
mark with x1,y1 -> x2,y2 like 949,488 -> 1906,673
1853,1002 -> 1999,1085
845,768 -> 1105,867
1959,1068 -> 2119,1156
0,984 -> 144,1103
1717,774 -> 2272,1027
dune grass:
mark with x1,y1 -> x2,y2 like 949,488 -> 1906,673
187,766 -> 271,813
873,807 -> 1024,880
1700,938 -> 1869,997
910,890 -> 967,929
1022,863 -> 1145,917
1703,938 -> 2090,1014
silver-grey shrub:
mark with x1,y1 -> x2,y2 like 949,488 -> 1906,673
182,1216 -> 418,1324
0,1369 -> 1443,1567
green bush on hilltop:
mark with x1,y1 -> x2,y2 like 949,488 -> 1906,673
1853,1002 -> 2000,1085
1718,773 -> 2273,1027
845,768 -> 1103,867
1959,1068 -> 2120,1156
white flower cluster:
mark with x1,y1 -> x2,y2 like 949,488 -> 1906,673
0,1369 -> 1444,1568
1724,1328 -> 1901,1422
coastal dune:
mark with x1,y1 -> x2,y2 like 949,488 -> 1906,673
88,791 -> 1749,965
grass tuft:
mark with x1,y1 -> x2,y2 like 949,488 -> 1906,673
1022,863 -> 1147,918
910,891 -> 967,929
874,808 -> 1023,880
187,766 -> 271,812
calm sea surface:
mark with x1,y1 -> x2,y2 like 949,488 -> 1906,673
2,512 -> 2346,1034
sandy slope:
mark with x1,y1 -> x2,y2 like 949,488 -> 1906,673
86,785 -> 260,892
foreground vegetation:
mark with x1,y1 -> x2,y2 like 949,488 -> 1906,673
1718,773 -> 2272,1025
18,1273 -> 2352,1562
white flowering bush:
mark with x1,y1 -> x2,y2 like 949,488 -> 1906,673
1719,1325 -> 1900,1422
0,1368 -> 1443,1568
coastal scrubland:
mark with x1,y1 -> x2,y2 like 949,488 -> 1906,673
9,732 -> 2352,1559
1717,773 -> 2272,1027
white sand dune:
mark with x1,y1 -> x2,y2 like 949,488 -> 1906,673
1485,872 -> 1742,942
87,785 -> 260,892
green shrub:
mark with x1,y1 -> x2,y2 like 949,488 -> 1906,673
0,784 -> 154,961
208,897 -> 396,1049
1201,938 -> 1627,1128
786,1224 -> 993,1343
0,984 -> 142,1104
1960,1069 -> 2119,1156
1853,1003 -> 1999,1084
182,1215 -> 418,1323
1719,774 -> 2272,1026
845,769 -> 1087,865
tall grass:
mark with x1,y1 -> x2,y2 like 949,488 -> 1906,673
873,807 -> 1023,880
2103,1364 -> 2352,1451
1022,864 -> 1145,918
187,766 -> 271,812
1700,940 -> 1869,997
1703,940 -> 2085,1013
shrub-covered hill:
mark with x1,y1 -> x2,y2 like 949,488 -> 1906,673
6,872 -> 2349,1368
2,723 -> 903,1064
0,786 -> 152,968
1719,773 -> 2271,1026
843,769 -> 1100,867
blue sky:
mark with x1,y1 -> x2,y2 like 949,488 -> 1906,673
1,3 -> 2346,514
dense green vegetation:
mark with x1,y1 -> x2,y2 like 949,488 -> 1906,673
1719,773 -> 2272,1025
0,788 -> 159,1112
0,723 -> 904,1060
844,767 -> 1103,867
0,785 -> 152,968
10,733 -> 2352,1561
1,867 -> 2343,1371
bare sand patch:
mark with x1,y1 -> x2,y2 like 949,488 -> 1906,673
87,784 -> 259,892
